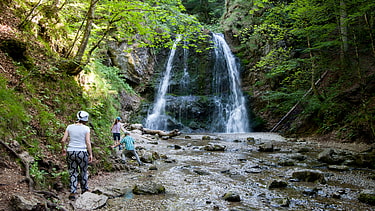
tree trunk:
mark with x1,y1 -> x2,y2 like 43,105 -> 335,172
339,0 -> 348,53
73,0 -> 99,68
66,0 -> 99,75
339,0 -> 349,67
307,35 -> 324,101
364,13 -> 375,57
270,71 -> 328,132
18,0 -> 43,29
65,17 -> 86,58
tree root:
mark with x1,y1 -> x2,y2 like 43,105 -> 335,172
0,140 -> 66,210
0,140 -> 34,191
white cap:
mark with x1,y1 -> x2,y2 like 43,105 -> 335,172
77,111 -> 89,121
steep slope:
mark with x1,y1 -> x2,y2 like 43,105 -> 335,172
221,0 -> 375,143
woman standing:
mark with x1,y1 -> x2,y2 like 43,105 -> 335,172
111,116 -> 125,150
61,111 -> 93,200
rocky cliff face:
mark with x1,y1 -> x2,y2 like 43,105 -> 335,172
106,40 -> 154,93
103,40 -> 155,122
106,34 -> 254,132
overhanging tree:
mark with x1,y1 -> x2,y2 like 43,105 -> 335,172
60,0 -> 204,75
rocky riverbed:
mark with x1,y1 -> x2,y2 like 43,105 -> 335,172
30,132 -> 375,210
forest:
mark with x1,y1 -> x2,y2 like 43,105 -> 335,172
0,0 -> 374,209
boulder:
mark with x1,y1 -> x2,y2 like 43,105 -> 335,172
140,151 -> 159,163
317,148 -> 352,165
202,136 -> 211,140
11,194 -> 43,211
358,189 -> 375,205
292,170 -> 326,184
258,142 -> 274,152
222,192 -> 241,202
268,180 -> 288,189
133,182 -> 166,195
75,192 -> 108,210
193,169 -> 210,175
202,144 -> 226,151
130,124 -> 144,130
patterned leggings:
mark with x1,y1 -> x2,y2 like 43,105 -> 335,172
66,151 -> 89,193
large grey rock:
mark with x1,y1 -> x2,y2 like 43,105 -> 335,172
94,186 -> 128,198
317,148 -> 352,165
74,192 -> 108,210
258,142 -> 277,152
292,170 -> 326,184
133,182 -> 166,195
268,180 -> 288,189
222,192 -> 241,202
11,194 -> 41,211
202,144 -> 226,151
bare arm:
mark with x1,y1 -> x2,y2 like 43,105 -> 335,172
61,129 -> 69,156
86,131 -> 93,162
121,123 -> 127,133
111,136 -> 124,148
111,142 -> 121,148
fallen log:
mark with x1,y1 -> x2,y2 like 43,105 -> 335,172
142,128 -> 181,138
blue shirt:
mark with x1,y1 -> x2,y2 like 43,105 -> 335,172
120,135 -> 135,150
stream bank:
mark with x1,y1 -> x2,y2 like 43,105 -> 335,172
49,133 -> 375,210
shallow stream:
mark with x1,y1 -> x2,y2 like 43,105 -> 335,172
95,133 -> 375,210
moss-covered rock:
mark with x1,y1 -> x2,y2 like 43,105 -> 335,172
358,190 -> 375,205
0,39 -> 34,69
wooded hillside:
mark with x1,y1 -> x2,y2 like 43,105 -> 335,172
221,0 -> 375,143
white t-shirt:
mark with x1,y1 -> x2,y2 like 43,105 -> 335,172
66,124 -> 90,151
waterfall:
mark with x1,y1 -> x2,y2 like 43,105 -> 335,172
145,33 -> 250,133
145,36 -> 182,130
211,33 -> 250,133
180,41 -> 190,94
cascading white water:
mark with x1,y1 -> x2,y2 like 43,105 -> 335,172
211,33 -> 250,133
176,42 -> 191,125
145,33 -> 250,133
180,41 -> 190,94
145,36 -> 182,130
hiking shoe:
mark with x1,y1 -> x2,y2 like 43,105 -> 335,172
68,193 -> 78,201
82,189 -> 91,194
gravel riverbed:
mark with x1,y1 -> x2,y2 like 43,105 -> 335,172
64,132 -> 375,211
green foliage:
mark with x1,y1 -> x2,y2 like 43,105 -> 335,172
261,90 -> 305,115
90,60 -> 135,94
0,76 -> 30,136
51,168 -> 69,186
226,0 -> 375,141
30,161 -> 48,189
63,0 -> 204,59
78,59 -> 137,146
182,0 -> 225,25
